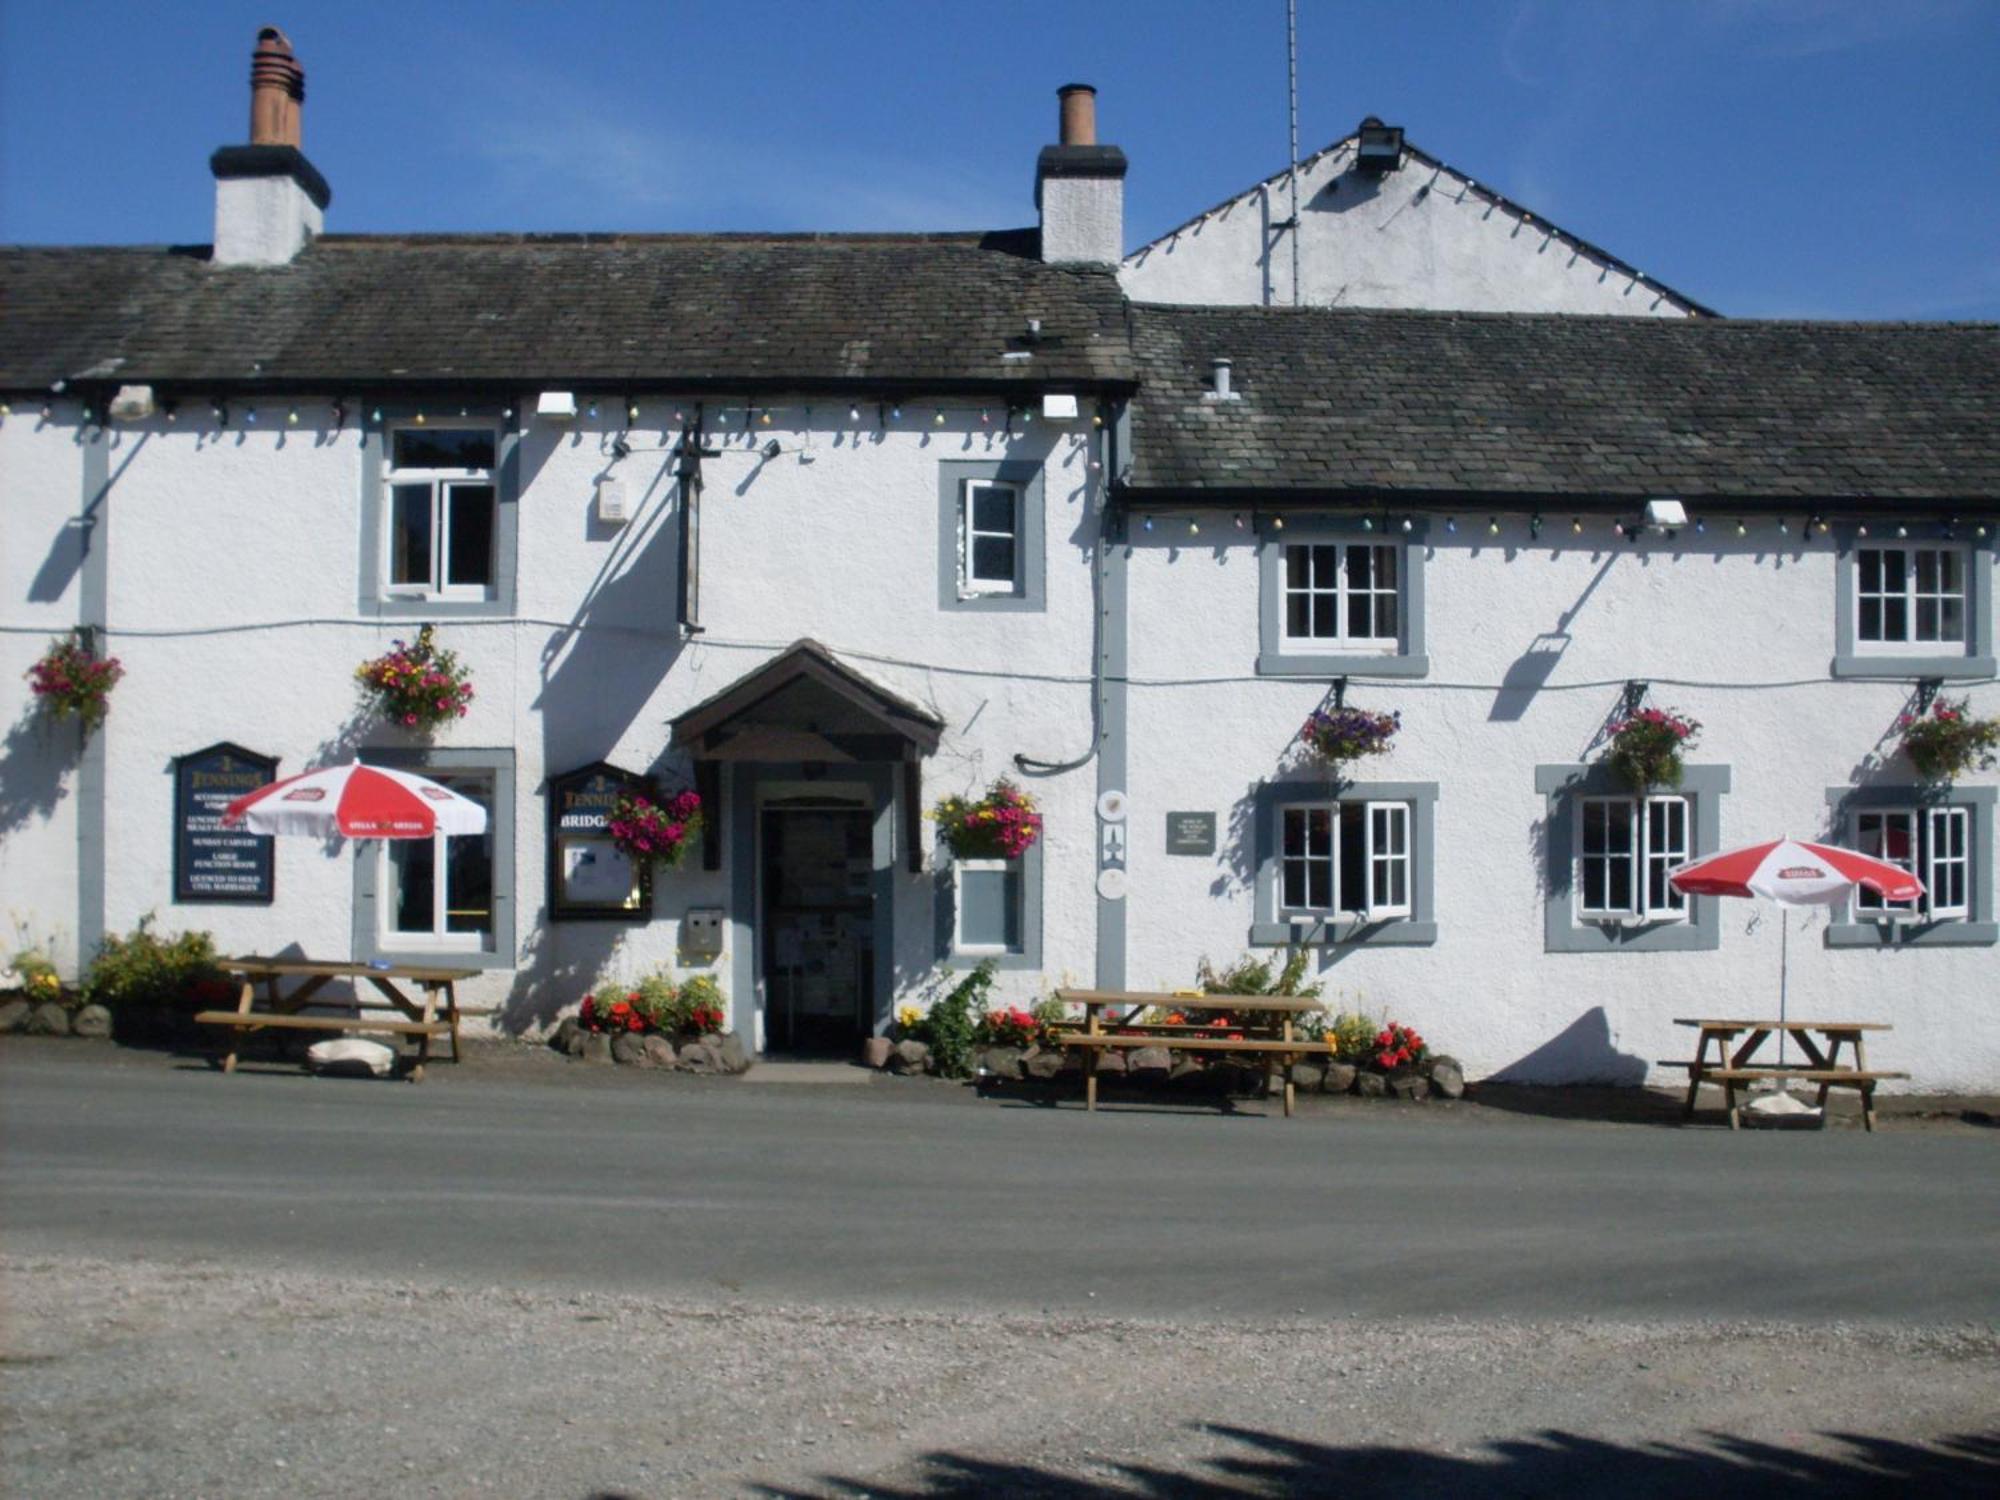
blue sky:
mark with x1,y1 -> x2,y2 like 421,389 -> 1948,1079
2,0 -> 1995,318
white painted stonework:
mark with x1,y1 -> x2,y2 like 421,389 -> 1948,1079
5,400 -> 1993,1089
1040,175 -> 1124,266
1122,140 -> 1704,316
212,176 -> 322,267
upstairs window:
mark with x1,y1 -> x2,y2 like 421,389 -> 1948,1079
1834,533 -> 1993,681
1282,543 -> 1399,649
385,425 -> 498,601
1256,519 -> 1429,678
1856,547 -> 1965,649
959,480 -> 1021,597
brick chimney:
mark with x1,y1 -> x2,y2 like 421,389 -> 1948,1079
1037,84 -> 1125,265
210,28 -> 331,266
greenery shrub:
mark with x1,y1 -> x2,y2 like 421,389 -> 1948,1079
1195,950 -> 1323,1001
910,960 -> 995,1078
82,917 -> 227,1040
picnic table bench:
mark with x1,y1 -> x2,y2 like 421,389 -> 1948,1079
195,957 -> 477,1082
1666,1018 -> 1906,1131
1051,989 -> 1331,1116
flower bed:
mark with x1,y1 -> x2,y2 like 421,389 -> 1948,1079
1604,706 -> 1700,790
556,972 -> 747,1074
356,624 -> 474,732
26,635 -> 124,735
1898,696 -> 2000,783
934,780 -> 1041,859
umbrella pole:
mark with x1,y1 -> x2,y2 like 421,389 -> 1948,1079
1777,909 -> 1788,1067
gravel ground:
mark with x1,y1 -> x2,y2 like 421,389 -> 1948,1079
5,1255 -> 1996,1498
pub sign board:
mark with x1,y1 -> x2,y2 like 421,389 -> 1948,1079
173,742 -> 278,903
547,762 -> 654,921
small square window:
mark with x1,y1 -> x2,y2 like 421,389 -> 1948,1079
1835,535 -> 1993,680
954,858 -> 1023,953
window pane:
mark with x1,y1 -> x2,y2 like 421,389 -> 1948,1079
1373,592 -> 1398,639
393,428 -> 495,470
1310,546 -> 1338,585
390,485 -> 433,586
1607,855 -> 1632,911
435,770 -> 494,938
1286,545 -> 1310,589
1283,808 -> 1307,859
1858,551 -> 1881,592
446,484 -> 496,588
1372,546 -> 1398,589
1858,598 -> 1882,641
1311,595 -> 1336,637
1287,594 -> 1311,637
1880,597 -> 1907,641
959,866 -> 1020,950
1939,597 -> 1965,642
1346,590 -> 1372,639
1915,550 -> 1939,592
1916,599 -> 1940,641
971,536 -> 1016,582
1337,804 -> 1365,914
971,485 -> 1015,534
1346,546 -> 1374,590
1282,861 -> 1307,908
387,838 -> 435,935
1879,549 -> 1906,592
1307,808 -> 1333,857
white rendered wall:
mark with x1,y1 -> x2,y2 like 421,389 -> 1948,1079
7,401 -> 1103,1032
1041,176 -> 1124,266
1120,521 -> 1996,1090
0,413 -> 87,976
1122,143 -> 1701,316
212,177 -> 322,267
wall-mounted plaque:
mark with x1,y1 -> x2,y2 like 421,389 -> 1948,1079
547,762 -> 654,921
173,742 -> 278,903
1165,810 -> 1217,857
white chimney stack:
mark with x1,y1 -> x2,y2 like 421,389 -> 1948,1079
210,28 -> 330,266
1037,84 -> 1125,265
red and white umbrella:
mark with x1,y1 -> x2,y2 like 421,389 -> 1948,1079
1668,837 -> 1923,908
221,762 -> 488,839
1670,838 -> 1922,1101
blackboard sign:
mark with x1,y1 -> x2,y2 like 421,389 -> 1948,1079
548,762 -> 653,921
173,743 -> 277,903
1165,810 -> 1217,857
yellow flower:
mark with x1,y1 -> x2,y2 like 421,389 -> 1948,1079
896,1004 -> 924,1029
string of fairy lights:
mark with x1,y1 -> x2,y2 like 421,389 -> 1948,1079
1134,510 -> 1993,542
4,395 -> 1989,539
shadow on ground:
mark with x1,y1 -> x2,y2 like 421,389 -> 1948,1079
741,1423 -> 2000,1499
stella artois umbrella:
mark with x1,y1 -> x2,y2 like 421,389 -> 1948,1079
1670,838 -> 1921,1108
221,762 -> 487,839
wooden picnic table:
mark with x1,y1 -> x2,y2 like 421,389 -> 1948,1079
196,957 -> 478,1082
1669,1018 -> 1906,1131
1052,989 -> 1332,1117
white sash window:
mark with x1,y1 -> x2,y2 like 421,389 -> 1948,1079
1855,805 -> 1971,922
1281,801 -> 1413,920
1281,543 -> 1399,650
1579,795 -> 1689,924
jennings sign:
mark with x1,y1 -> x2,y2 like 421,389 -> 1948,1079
547,762 -> 654,920
173,742 -> 278,903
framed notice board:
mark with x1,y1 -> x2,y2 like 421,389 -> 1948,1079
173,742 -> 278,903
547,762 -> 654,921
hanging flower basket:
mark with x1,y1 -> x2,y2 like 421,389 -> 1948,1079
355,624 -> 474,733
25,634 -> 124,735
1605,707 -> 1700,791
1898,696 -> 2000,783
1300,705 -> 1399,771
607,789 -> 702,867
934,778 -> 1042,859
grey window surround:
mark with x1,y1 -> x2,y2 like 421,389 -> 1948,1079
937,459 -> 1045,613
1822,783 -> 1997,947
938,841 -> 1044,971
351,746 -> 517,971
1831,530 -> 1996,680
1536,762 -> 1731,953
1255,516 -> 1430,678
360,405 -> 522,619
1249,779 -> 1438,947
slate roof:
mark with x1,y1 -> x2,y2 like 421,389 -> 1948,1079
1124,304 -> 2000,503
0,233 -> 1133,392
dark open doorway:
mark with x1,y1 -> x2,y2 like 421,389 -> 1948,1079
761,806 -> 875,1055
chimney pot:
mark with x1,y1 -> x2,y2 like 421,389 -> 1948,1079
249,27 -> 305,148
1057,83 -> 1097,146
